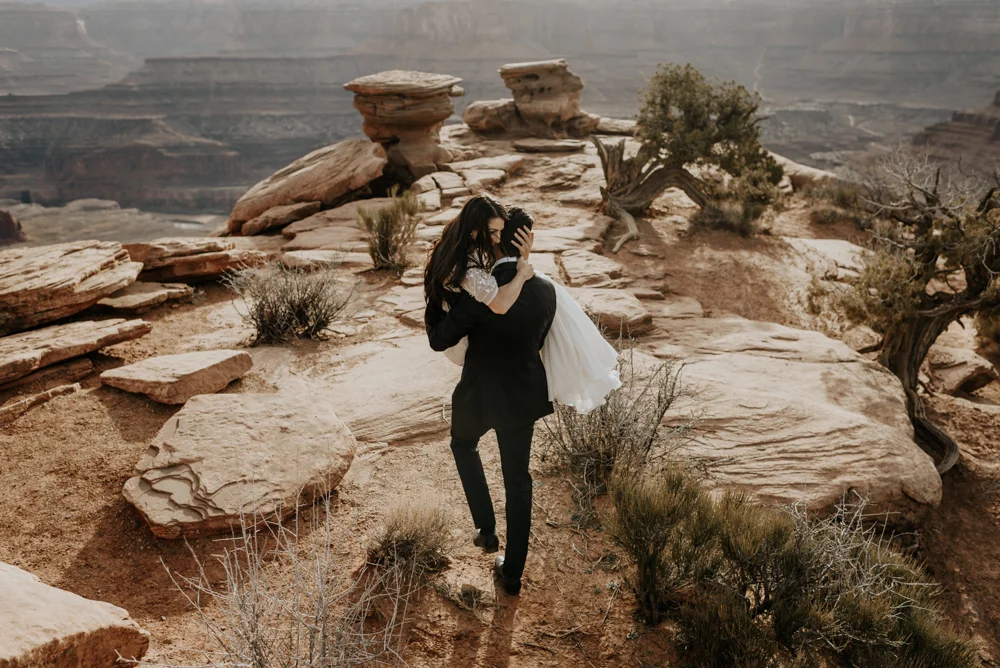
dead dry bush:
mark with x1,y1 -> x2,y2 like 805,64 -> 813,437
223,263 -> 354,345
805,180 -> 861,210
137,499 -> 452,668
542,350 -> 690,526
608,472 -> 981,668
690,200 -> 762,237
359,186 -> 420,275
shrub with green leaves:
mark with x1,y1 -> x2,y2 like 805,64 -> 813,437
609,469 -> 981,668
359,185 -> 421,274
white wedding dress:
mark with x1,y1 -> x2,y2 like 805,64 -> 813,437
442,262 -> 621,414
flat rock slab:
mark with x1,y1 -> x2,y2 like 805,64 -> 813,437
648,316 -> 941,518
241,201 -> 322,236
283,199 -> 394,238
0,561 -> 149,666
122,393 -> 357,539
513,138 -> 586,153
926,345 -> 999,395
459,169 -> 506,191
570,288 -> 653,336
531,253 -> 564,284
445,154 -> 525,175
783,237 -> 866,283
596,117 -> 637,135
124,238 -> 269,282
345,70 -> 462,97
0,319 -> 151,385
283,225 -> 368,252
229,138 -> 388,229
326,336 -> 460,444
560,249 -> 625,287
0,241 -> 143,333
531,218 -> 611,254
101,350 -> 253,404
97,281 -> 193,313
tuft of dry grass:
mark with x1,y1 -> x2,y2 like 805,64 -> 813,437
223,262 -> 354,345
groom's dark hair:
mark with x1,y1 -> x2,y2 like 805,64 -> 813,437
500,207 -> 534,257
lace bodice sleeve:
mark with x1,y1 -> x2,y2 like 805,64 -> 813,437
461,266 -> 499,304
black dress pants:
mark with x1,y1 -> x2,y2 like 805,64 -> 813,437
450,423 -> 534,581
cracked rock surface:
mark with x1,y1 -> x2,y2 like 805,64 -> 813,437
122,393 -> 357,539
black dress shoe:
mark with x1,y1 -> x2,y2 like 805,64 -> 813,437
473,529 -> 499,553
493,556 -> 522,596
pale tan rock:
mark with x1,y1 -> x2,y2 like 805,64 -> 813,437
596,117 -> 636,135
570,288 -> 653,336
0,241 -> 143,333
0,561 -> 149,666
240,201 -> 322,236
499,59 -> 600,138
0,209 -> 27,245
460,169 -> 507,191
653,295 -> 704,319
557,190 -> 603,208
228,139 -> 387,230
283,199 -> 395,238
427,208 -> 461,226
415,225 -> 445,243
418,189 -> 442,212
784,237 -> 866,283
409,174 -> 439,195
0,358 -> 93,392
0,319 -> 151,385
532,218 -> 611,253
769,152 -> 840,191
283,226 -> 368,253
279,250 -> 345,270
440,186 -> 472,206
125,238 -> 269,282
345,71 -> 464,178
842,325 -> 882,352
101,350 -> 253,404
462,99 -> 519,133
122,393 -> 357,539
531,253 -> 564,283
430,171 -> 465,191
446,154 -> 525,175
560,249 -> 625,287
926,345 -> 999,395
124,238 -> 230,266
513,138 -> 586,153
326,336 -> 460,444
97,281 -> 193,313
0,383 -> 81,426
630,288 -> 665,301
650,317 -> 942,518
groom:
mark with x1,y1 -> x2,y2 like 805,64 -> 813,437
424,207 -> 555,596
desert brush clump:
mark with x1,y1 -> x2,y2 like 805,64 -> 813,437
223,262 -> 353,345
835,145 -> 1000,473
542,350 -> 689,526
359,185 -> 421,274
148,498 -> 439,668
691,200 -> 761,237
592,62 -> 782,251
607,471 -> 981,668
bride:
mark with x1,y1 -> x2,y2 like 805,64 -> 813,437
432,200 -> 621,414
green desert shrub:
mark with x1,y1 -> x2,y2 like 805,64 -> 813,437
223,262 -> 353,345
359,185 -> 420,274
609,469 -> 981,668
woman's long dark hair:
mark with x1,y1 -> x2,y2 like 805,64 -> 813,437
424,193 -> 507,309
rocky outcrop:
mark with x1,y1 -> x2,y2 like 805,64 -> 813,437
100,350 -> 253,404
124,238 -> 269,282
0,358 -> 93,393
560,250 -> 626,288
914,90 -> 1000,174
97,281 -> 194,313
240,201 -> 322,237
227,139 -> 387,233
769,153 -> 840,191
122,393 -> 357,539
462,59 -> 600,139
0,210 -> 26,245
571,288 -> 653,336
650,315 -> 942,518
0,561 -> 149,667
0,318 -> 151,386
344,70 -> 464,179
925,346 -> 999,396
0,241 -> 142,333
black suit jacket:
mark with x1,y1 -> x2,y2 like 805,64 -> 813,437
426,260 -> 557,438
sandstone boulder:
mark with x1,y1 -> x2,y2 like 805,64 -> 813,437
124,238 -> 269,282
596,118 -> 637,136
0,561 -> 149,667
101,350 -> 253,404
499,59 -> 600,138
784,237 -> 866,283
409,174 -> 438,195
532,219 -> 611,253
925,345 -> 999,395
97,281 -> 193,313
0,319 -> 151,385
0,210 -> 26,245
228,139 -> 387,231
460,169 -> 507,191
0,241 -> 142,333
345,70 -> 464,178
650,316 -> 942,517
769,152 -> 840,191
445,154 -> 525,176
560,249 -> 625,287
513,138 -> 586,153
570,288 -> 653,336
283,198 -> 395,238
240,201 -> 323,236
0,358 -> 93,393
462,99 -> 520,133
122,393 -> 357,539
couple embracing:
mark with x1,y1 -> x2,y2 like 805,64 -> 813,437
423,193 -> 621,596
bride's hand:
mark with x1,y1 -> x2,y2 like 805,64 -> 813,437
516,257 -> 535,280
512,226 -> 533,260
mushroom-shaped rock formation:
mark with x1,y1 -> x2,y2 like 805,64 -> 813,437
463,59 -> 600,139
345,70 -> 465,179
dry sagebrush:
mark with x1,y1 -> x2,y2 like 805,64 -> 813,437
223,263 -> 354,345
359,186 -> 420,275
